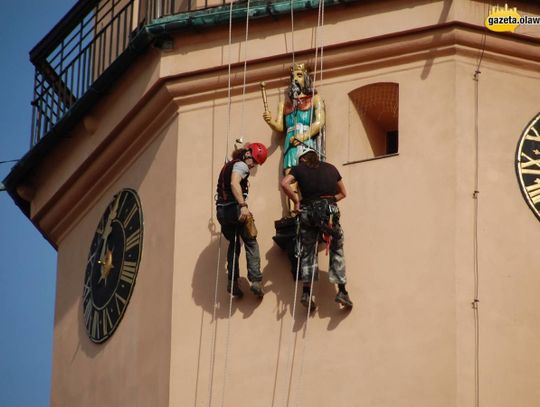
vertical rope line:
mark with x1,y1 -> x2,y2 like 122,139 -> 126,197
311,0 -> 322,90
295,241 -> 318,407
347,101 -> 351,162
212,5 -> 237,406
319,0 -> 325,85
290,0 -> 295,64
221,4 -> 253,402
207,232 -> 223,406
288,3 -> 326,405
240,0 -> 251,139
472,75 -> 480,407
221,229 -> 239,407
286,220 -> 303,406
472,15 -> 486,406
306,0 -> 325,145
473,72 -> 480,407
225,1 -> 234,161
318,0 -> 325,160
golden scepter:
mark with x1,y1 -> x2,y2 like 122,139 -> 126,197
260,81 -> 269,112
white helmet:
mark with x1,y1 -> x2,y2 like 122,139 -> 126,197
297,145 -> 318,159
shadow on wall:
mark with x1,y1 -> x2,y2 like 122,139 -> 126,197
191,233 -> 264,320
264,244 -> 352,332
191,221 -> 351,331
420,0 -> 453,80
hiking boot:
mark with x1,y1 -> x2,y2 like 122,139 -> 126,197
335,291 -> 353,307
300,292 -> 317,312
250,281 -> 264,298
227,280 -> 243,298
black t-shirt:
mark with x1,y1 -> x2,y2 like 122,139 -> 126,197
290,162 -> 342,201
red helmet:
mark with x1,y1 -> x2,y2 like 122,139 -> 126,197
247,142 -> 268,165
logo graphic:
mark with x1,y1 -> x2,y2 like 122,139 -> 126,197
485,4 -> 521,32
485,4 -> 540,32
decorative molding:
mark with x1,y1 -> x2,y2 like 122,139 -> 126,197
35,90 -> 178,246
29,21 -> 540,245
161,22 -> 540,105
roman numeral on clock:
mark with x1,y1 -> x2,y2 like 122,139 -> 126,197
526,179 -> 540,204
525,126 -> 540,142
120,261 -> 137,284
520,153 -> 540,174
125,229 -> 141,252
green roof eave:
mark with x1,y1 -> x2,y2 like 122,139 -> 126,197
3,0 -> 360,227
145,0 -> 359,34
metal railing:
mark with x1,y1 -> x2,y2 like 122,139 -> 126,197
30,0 -> 231,147
143,0 -> 231,21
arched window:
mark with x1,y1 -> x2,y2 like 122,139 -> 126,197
346,82 -> 399,164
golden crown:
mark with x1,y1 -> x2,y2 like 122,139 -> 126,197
290,63 -> 308,73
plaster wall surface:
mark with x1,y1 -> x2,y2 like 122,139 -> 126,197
50,117 -> 178,406
27,1 -> 540,406
454,58 -> 540,407
166,52 -> 462,406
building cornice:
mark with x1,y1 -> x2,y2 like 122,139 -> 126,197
7,20 -> 540,246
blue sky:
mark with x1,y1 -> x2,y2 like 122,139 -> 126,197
0,1 -> 76,406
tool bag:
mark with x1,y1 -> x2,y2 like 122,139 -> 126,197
245,213 -> 258,239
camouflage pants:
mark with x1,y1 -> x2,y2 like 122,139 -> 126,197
299,202 -> 347,285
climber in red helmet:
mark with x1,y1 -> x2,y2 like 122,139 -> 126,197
216,142 -> 268,298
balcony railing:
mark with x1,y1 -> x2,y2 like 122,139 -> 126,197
29,0 -> 231,147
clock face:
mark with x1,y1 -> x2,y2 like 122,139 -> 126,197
82,189 -> 143,343
516,112 -> 540,221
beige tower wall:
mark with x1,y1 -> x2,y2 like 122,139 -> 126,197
457,60 -> 540,406
50,113 -> 178,406
167,51 -> 460,407
166,2 -> 540,406
20,0 -> 540,406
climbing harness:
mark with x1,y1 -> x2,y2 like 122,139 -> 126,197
321,203 -> 338,255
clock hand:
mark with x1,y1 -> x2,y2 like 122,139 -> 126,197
98,195 -> 121,282
98,247 -> 114,285
87,251 -> 96,265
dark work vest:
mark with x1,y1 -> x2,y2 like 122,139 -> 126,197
216,159 -> 249,205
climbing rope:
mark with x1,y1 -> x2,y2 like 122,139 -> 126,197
318,0 -> 325,84
240,0 -> 252,140
285,218 -> 303,406
301,0 -> 326,161
207,3 -> 236,404
283,141 -> 323,406
207,231 -> 223,406
224,1 -> 235,161
220,229 -> 239,407
472,9 -> 486,406
294,244 -> 318,407
208,1 -> 253,405
290,0 -> 295,64
0,159 -> 18,165
472,69 -> 481,407
285,2 -> 327,405
314,0 -> 324,82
